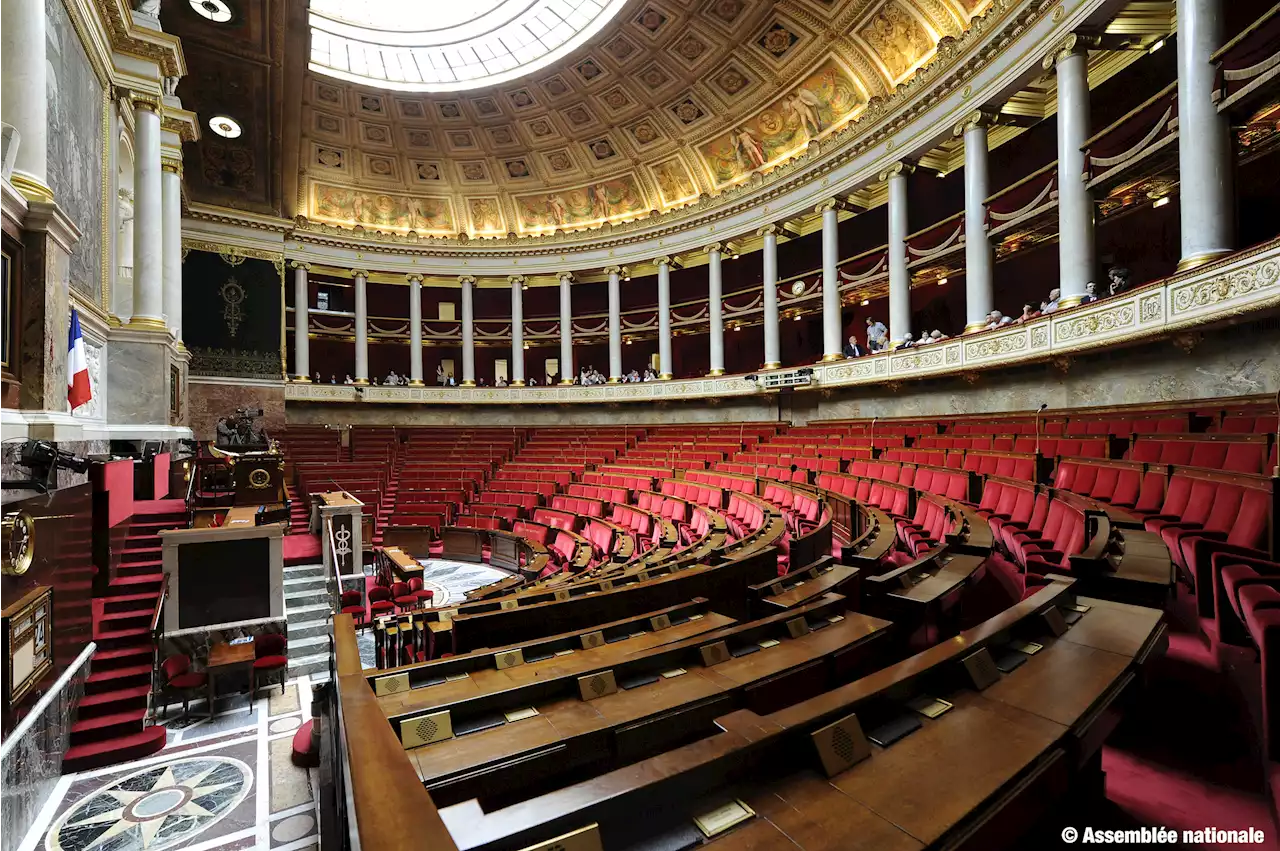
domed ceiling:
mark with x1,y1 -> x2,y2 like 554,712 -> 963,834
172,0 -> 992,238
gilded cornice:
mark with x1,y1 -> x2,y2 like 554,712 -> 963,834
161,108 -> 201,143
181,238 -> 282,264
100,0 -> 186,78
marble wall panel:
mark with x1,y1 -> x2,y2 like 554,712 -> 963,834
0,650 -> 89,851
45,0 -> 104,304
187,380 -> 287,440
106,338 -> 170,425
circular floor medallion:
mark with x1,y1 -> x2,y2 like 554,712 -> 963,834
48,756 -> 252,851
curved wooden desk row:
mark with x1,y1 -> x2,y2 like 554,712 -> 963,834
437,580 -> 1169,851
400,595 -> 890,808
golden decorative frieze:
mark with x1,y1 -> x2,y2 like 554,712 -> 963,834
964,330 -> 1030,360
1053,304 -> 1135,342
1170,256 -> 1280,315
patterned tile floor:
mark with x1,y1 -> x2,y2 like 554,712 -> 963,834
20,676 -> 319,851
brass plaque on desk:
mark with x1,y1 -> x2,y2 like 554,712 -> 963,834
599,579 -> 614,591
500,598 -> 519,611
699,641 -> 730,667
1040,606 -> 1069,636
649,614 -> 671,631
2,586 -> 52,707
693,800 -> 755,838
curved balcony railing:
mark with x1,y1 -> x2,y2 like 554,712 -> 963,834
286,237 -> 1280,405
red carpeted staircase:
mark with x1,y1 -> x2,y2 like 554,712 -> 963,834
62,499 -> 186,774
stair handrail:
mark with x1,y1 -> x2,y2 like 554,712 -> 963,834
148,572 -> 170,724
323,514 -> 344,618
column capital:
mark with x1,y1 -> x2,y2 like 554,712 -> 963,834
350,268 -> 369,279
705,241 -> 724,255
458,274 -> 476,285
160,156 -> 183,175
290,260 -> 312,271
129,92 -> 162,113
878,161 -> 916,182
952,109 -> 1000,137
508,274 -> 526,286
406,273 -> 424,284
757,223 -> 780,238
1042,33 -> 1099,70
653,255 -> 672,268
603,265 -> 622,276
557,272 -> 575,283
815,199 -> 841,215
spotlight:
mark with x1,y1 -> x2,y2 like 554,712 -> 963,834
797,367 -> 815,377
1153,196 -> 1170,208
732,254 -> 740,260
744,374 -> 759,382
860,299 -> 869,306
938,277 -> 948,285
1149,38 -> 1164,53
2,440 -> 91,494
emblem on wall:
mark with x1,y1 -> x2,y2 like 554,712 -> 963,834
1,510 -> 35,576
220,276 -> 247,337
247,467 -> 272,489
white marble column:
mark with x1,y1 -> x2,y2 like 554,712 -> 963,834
655,257 -> 673,379
1046,37 -> 1095,307
883,162 -> 913,345
605,266 -> 622,382
1,0 -> 51,201
130,96 -> 165,330
819,202 -> 843,362
760,225 -> 781,369
118,191 -> 135,317
161,159 -> 183,341
706,244 -> 725,376
407,274 -> 424,385
459,275 -> 476,386
292,261 -> 311,380
352,269 -> 369,384
558,272 -> 574,383
1176,0 -> 1232,270
509,275 -> 526,386
956,112 -> 995,332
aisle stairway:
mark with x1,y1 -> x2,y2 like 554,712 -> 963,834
62,499 -> 186,774
283,562 -> 334,683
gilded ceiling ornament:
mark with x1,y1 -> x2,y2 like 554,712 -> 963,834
220,277 -> 247,337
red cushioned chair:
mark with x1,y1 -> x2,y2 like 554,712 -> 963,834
339,590 -> 366,625
391,581 -> 417,613
408,576 -> 435,607
367,586 -> 395,618
252,633 -> 288,696
161,654 -> 207,720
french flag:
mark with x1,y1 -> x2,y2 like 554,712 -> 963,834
68,308 -> 92,411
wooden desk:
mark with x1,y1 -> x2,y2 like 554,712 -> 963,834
207,641 -> 255,714
760,563 -> 859,611
383,546 -> 424,582
224,506 -> 260,527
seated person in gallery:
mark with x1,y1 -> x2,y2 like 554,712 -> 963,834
642,367 -> 657,382
386,370 -> 401,385
446,373 -> 457,386
496,376 -> 508,387
330,375 -> 337,384
313,371 -> 321,383
898,331 -> 916,348
1108,266 -> 1131,296
628,369 -> 641,382
843,335 -> 864,358
1081,281 -> 1099,304
1014,303 -> 1040,324
1041,288 -> 1063,313
343,374 -> 354,384
928,329 -> 948,342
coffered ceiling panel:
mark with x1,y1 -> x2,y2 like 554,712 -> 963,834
174,0 -> 991,234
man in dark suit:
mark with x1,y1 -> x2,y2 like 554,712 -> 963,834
843,335 -> 864,358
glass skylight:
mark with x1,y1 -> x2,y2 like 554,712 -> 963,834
308,0 -> 629,92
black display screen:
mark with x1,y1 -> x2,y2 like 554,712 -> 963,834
177,537 -> 271,627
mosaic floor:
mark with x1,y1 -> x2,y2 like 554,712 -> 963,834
356,558 -> 510,668
20,677 -> 319,851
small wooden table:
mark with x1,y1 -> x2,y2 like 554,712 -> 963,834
207,641 -> 256,714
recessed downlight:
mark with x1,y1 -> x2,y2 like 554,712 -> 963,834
190,0 -> 232,23
209,115 -> 242,138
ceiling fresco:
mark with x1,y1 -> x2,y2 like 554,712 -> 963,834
172,0 -> 993,236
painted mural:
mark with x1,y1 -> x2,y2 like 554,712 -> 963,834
650,156 -> 698,206
859,0 -> 937,83
698,58 -> 864,188
46,0 -> 105,303
468,197 -> 505,233
513,174 -> 648,231
311,182 -> 457,233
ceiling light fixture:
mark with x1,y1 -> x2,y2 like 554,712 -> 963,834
1153,196 -> 1170,208
190,0 -> 232,22
732,254 -> 740,260
860,299 -> 869,306
1149,39 -> 1165,53
938,277 -> 948,285
208,115 -> 242,138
